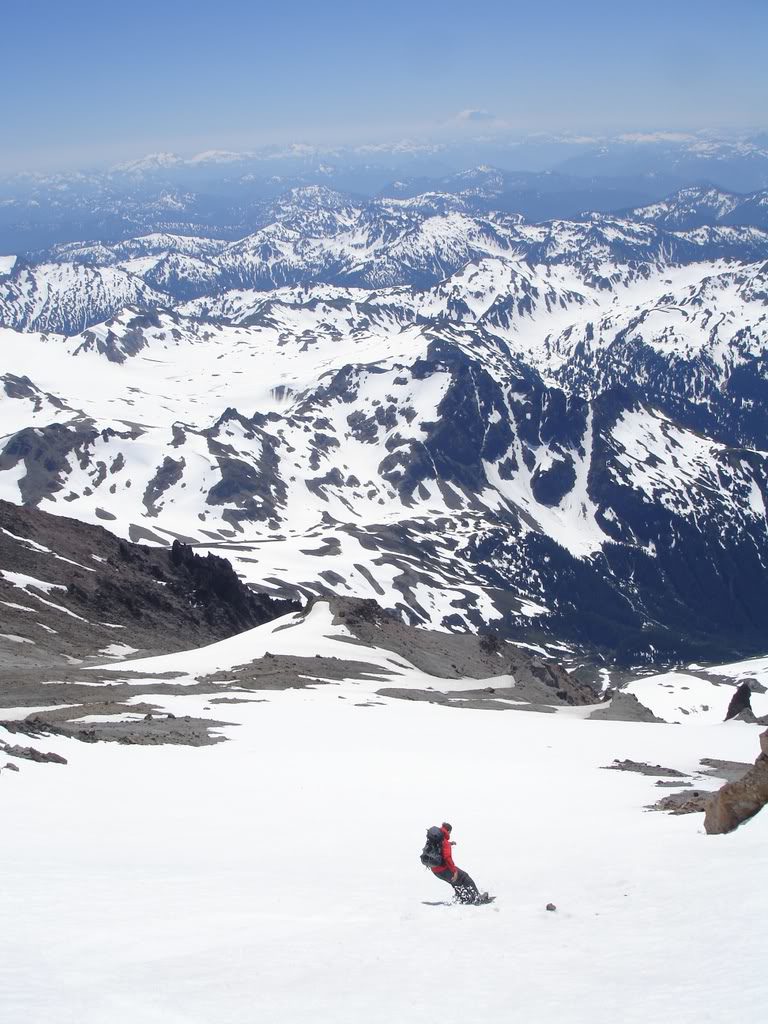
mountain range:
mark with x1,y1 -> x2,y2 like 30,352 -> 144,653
3,128 -> 768,251
1,180 -> 767,665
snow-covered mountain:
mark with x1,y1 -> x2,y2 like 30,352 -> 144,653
1,185 -> 767,664
0,260 -> 171,334
4,128 -> 768,251
4,186 -> 768,335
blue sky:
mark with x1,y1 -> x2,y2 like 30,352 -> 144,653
1,0 -> 766,171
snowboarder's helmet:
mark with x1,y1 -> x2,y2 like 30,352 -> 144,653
442,822 -> 452,833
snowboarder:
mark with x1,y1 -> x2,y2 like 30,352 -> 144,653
422,822 -> 490,904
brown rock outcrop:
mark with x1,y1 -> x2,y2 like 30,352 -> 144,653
650,790 -> 711,814
704,729 -> 768,835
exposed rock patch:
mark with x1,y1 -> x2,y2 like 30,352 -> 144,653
376,686 -> 556,713
603,759 -> 688,777
698,758 -> 753,783
1,714 -> 228,748
0,739 -> 67,765
648,790 -> 713,815
589,691 -> 665,723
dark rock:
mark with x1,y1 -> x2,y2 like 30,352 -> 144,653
725,682 -> 753,721
531,456 -> 577,507
546,903 -> 557,912
168,539 -> 300,632
4,762 -> 20,771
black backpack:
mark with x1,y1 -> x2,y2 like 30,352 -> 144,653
420,826 -> 444,867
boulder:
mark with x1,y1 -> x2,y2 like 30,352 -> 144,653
704,730 -> 768,835
725,682 -> 753,721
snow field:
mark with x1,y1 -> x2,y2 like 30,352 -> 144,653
2,655 -> 767,1023
627,670 -> 768,723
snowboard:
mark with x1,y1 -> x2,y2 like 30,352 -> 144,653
422,895 -> 496,906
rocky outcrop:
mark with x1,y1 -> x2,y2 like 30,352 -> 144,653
0,739 -> 67,765
725,681 -> 754,721
0,499 -> 299,665
1,713 -> 226,749
167,540 -> 299,633
589,691 -> 665,723
650,790 -> 712,814
704,729 -> 768,834
327,596 -> 596,706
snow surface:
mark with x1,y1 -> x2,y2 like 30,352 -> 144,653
3,607 -> 768,1022
0,569 -> 67,594
626,671 -> 768,724
97,643 -> 140,658
709,654 -> 768,686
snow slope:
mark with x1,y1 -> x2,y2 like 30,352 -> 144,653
626,670 -> 768,724
2,616 -> 766,1023
97,600 -> 424,680
624,653 -> 768,724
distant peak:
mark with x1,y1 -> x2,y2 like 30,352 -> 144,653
111,152 -> 182,174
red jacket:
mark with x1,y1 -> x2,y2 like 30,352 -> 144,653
431,826 -> 457,874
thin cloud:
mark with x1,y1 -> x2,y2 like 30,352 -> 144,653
456,109 -> 495,123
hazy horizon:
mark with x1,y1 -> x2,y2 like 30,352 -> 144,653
2,0 -> 766,174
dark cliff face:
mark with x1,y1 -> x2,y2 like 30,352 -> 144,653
553,325 -> 768,451
0,500 -> 299,663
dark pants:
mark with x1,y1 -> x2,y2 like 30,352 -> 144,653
433,866 -> 480,904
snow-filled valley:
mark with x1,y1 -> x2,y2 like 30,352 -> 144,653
2,601 -> 768,1023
